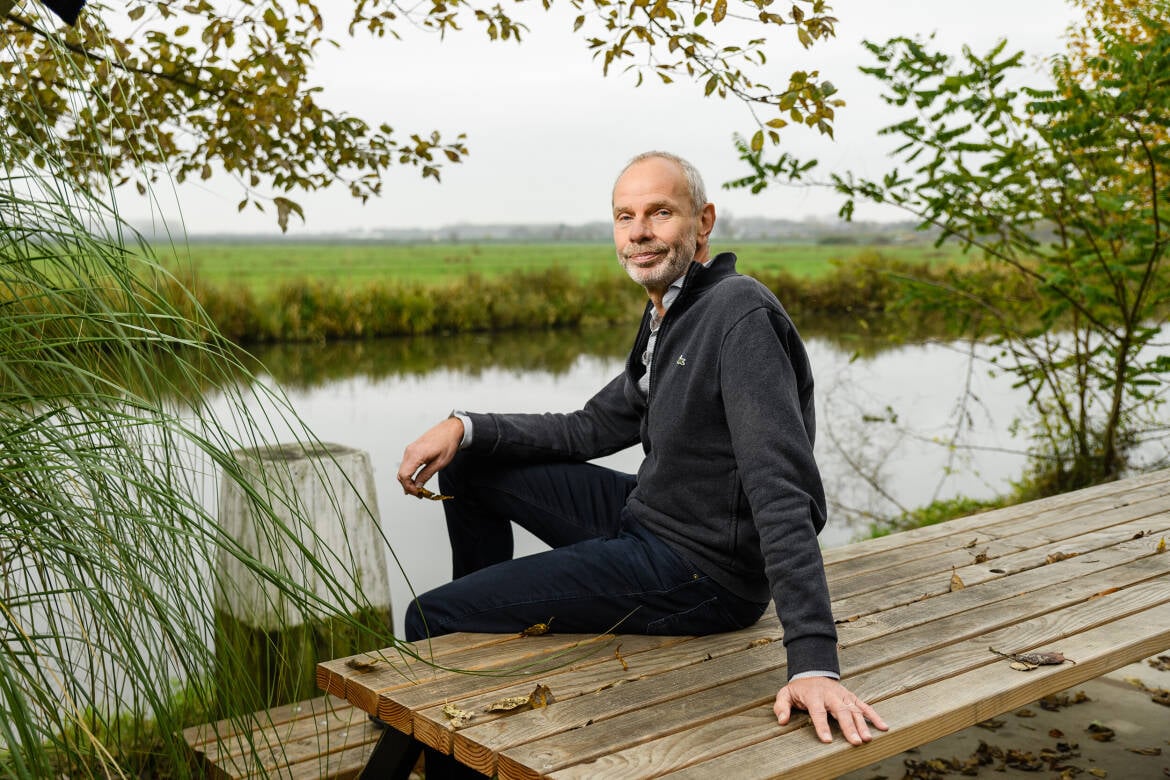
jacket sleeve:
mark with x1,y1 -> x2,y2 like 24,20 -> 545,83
463,373 -> 642,462
720,307 -> 839,678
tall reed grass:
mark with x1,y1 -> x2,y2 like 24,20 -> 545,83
2,7 -> 402,777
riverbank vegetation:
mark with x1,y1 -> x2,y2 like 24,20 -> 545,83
149,243 -> 1023,345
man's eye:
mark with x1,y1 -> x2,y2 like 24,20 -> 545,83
655,210 -> 671,218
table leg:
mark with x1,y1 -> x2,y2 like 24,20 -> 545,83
359,727 -> 422,780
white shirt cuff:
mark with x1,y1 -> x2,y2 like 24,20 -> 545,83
450,410 -> 472,449
790,670 -> 840,681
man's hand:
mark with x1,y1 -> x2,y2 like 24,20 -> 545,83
775,676 -> 887,745
398,416 -> 463,497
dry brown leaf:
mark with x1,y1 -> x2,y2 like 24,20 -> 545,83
345,656 -> 382,672
485,683 -> 556,713
1010,661 -> 1038,671
1089,587 -> 1120,599
1088,769 -> 1107,778
614,644 -> 629,671
442,703 -> 474,728
529,683 -> 555,709
485,696 -> 531,713
973,551 -> 990,564
1087,722 -> 1115,742
1046,551 -> 1078,564
964,538 -> 979,549
1158,536 -> 1167,554
416,486 -> 453,501
949,567 -> 966,592
747,637 -> 774,647
519,618 -> 554,637
1128,747 -> 1162,756
990,646 -> 1073,668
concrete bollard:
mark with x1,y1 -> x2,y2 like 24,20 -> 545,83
214,442 -> 392,713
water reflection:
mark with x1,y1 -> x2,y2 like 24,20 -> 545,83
228,326 -> 1033,635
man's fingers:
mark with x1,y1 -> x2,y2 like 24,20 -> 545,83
773,688 -> 793,725
807,704 -> 833,743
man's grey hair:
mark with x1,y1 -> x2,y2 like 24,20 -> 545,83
617,151 -> 708,216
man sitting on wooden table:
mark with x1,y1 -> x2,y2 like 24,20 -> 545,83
398,151 -> 887,750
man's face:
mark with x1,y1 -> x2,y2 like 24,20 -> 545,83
612,158 -> 715,295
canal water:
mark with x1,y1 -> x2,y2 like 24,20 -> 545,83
225,326 -> 1035,635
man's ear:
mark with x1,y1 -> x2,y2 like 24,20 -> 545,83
698,203 -> 716,242
692,203 -> 711,251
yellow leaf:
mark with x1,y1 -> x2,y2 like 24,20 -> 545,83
485,696 -> 531,713
442,703 -> 474,727
1157,537 -> 1166,553
750,130 -> 764,152
949,567 -> 965,591
712,0 -> 727,24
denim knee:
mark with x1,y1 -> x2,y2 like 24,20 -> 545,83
404,593 -> 452,642
438,449 -> 471,496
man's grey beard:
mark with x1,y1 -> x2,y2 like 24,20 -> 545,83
619,237 -> 697,291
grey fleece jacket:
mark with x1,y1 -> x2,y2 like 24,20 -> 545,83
463,252 -> 839,677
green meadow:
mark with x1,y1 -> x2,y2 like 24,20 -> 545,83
163,240 -> 971,295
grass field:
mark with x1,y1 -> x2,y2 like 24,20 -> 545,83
160,240 -> 972,295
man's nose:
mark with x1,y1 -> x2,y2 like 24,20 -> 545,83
629,216 -> 652,241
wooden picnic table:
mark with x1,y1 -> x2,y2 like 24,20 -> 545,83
317,468 -> 1170,779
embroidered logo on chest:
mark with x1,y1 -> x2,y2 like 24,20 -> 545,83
676,354 -> 687,366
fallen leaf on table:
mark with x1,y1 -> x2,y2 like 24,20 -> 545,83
519,618 -> 554,637
442,703 -> 474,728
989,646 -> 1074,669
485,696 -> 532,713
486,683 -> 556,713
529,683 -> 555,709
1046,551 -> 1077,564
949,567 -> 965,592
747,637 -> 774,647
345,656 -> 382,672
1157,536 -> 1166,553
1088,769 -> 1107,778
1128,747 -> 1162,756
614,644 -> 629,671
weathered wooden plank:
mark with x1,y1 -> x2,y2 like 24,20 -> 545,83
449,535 -> 1170,776
182,695 -> 346,749
410,627 -> 774,755
829,517 -> 1169,620
316,632 -> 519,700
325,631 -> 629,724
496,563 -> 1170,779
821,467 -> 1170,567
826,500 -> 1170,602
446,625 -> 789,773
544,570 -> 1170,778
658,599 -> 1170,780
205,716 -> 380,779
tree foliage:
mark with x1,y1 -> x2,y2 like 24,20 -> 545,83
2,0 -> 842,230
733,1 -> 1170,493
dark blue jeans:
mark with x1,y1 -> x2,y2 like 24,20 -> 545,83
403,451 -> 767,642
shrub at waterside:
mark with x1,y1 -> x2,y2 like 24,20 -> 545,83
151,250 -> 1037,346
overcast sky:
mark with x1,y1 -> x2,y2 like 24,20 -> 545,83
129,0 -> 1081,235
